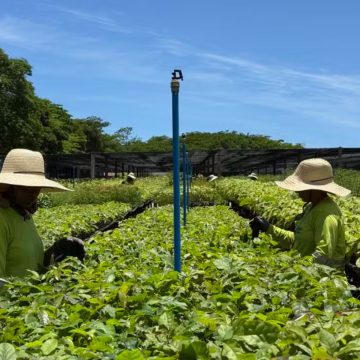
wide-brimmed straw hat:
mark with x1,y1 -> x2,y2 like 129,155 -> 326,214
127,172 -> 136,180
207,174 -> 218,182
275,158 -> 350,197
248,172 -> 258,180
0,149 -> 70,192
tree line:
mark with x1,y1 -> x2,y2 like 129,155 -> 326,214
0,48 -> 302,155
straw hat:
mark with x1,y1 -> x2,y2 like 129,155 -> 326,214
0,149 -> 70,192
248,172 -> 258,180
127,172 -> 136,180
207,174 -> 218,182
275,158 -> 350,197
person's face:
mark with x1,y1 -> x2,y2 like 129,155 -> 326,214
13,186 -> 41,208
297,190 -> 311,202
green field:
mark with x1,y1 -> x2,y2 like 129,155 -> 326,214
1,175 -> 360,359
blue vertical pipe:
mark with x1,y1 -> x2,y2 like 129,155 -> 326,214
186,159 -> 191,209
182,143 -> 187,225
171,77 -> 181,272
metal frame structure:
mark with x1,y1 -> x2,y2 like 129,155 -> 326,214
17,147 -> 358,180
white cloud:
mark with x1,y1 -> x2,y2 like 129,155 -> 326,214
153,37 -> 193,57
49,6 -> 132,34
0,16 -> 57,50
1,12 -> 359,133
186,51 -> 360,129
0,16 -> 97,52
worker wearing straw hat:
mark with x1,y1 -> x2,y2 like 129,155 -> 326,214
247,172 -> 258,181
122,172 -> 136,184
250,158 -> 350,269
207,174 -> 218,182
0,149 -> 85,279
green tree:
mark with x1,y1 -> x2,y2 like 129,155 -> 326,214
0,49 -> 39,153
64,116 -> 110,153
124,131 -> 302,152
33,98 -> 73,154
115,127 -> 135,146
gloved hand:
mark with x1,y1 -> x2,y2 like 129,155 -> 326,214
249,216 -> 270,238
52,236 -> 86,263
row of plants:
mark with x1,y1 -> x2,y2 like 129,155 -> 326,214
34,202 -> 131,247
38,177 -> 225,208
333,169 -> 360,197
33,175 -> 360,258
38,181 -> 144,208
1,205 -> 360,358
38,167 -> 360,208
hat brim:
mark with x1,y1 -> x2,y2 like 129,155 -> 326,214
275,175 -> 351,197
208,176 -> 218,182
248,176 -> 258,180
0,174 -> 71,192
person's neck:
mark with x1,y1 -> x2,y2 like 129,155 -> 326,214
310,191 -> 328,206
9,199 -> 37,220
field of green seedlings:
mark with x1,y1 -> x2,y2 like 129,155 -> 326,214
1,175 -> 360,359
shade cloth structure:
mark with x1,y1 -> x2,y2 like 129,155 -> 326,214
1,147 -> 359,179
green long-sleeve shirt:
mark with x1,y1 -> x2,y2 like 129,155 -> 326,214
267,196 -> 346,268
0,207 -> 44,277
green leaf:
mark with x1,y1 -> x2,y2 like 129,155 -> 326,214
41,339 -> 58,356
214,257 -> 231,271
337,339 -> 360,355
221,343 -> 238,360
286,324 -> 308,342
179,341 -> 208,360
116,349 -> 145,360
158,312 -> 173,330
217,324 -> 233,340
0,343 -> 16,360
319,329 -> 337,355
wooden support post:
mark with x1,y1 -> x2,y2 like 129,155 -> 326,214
337,147 -> 343,168
297,151 -> 302,164
215,150 -> 223,176
90,153 -> 96,179
104,156 -> 108,179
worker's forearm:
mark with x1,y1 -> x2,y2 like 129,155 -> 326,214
267,224 -> 294,250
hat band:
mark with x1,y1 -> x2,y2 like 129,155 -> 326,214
13,171 -> 45,175
309,176 -> 333,183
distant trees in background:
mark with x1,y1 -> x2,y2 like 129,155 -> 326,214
125,131 -> 302,152
0,48 -> 302,154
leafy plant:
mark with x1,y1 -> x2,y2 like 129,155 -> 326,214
1,205 -> 359,358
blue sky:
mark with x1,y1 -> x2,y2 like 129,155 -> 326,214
1,0 -> 360,147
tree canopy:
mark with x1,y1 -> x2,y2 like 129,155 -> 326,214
0,48 -> 302,155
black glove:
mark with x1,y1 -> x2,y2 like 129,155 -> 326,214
345,262 -> 360,288
52,237 -> 86,263
249,216 -> 270,238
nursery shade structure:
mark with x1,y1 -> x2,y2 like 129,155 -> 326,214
1,148 -> 360,179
